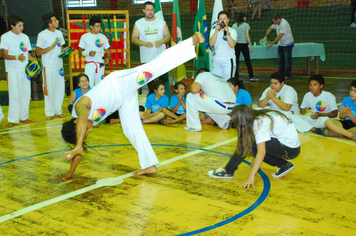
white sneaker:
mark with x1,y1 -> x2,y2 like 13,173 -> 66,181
350,22 -> 356,27
184,126 -> 202,132
250,77 -> 259,82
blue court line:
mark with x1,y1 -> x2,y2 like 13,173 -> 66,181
0,144 -> 270,235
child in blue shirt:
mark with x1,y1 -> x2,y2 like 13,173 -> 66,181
227,77 -> 252,107
68,74 -> 91,113
164,81 -> 188,125
140,80 -> 168,124
321,80 -> 356,140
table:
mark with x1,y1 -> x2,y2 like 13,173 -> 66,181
240,43 -> 326,74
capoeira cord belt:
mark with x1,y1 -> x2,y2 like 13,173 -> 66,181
215,100 -> 235,110
85,61 -> 103,73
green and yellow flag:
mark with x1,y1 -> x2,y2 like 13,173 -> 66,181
193,0 -> 210,72
172,0 -> 186,81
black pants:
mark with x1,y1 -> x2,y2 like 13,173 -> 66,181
225,138 -> 301,174
352,0 -> 356,24
235,43 -> 254,79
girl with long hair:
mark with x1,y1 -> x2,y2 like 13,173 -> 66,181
209,105 -> 301,188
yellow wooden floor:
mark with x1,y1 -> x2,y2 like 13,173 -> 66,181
0,81 -> 356,235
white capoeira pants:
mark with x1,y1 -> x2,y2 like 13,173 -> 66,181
287,113 -> 329,133
108,36 -> 196,169
0,105 -> 4,123
212,56 -> 236,81
186,93 -> 233,130
43,66 -> 65,116
7,71 -> 31,123
85,62 -> 105,88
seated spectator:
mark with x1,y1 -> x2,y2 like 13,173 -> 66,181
67,74 -> 91,114
164,81 -> 187,125
140,80 -> 168,124
257,71 -> 298,114
318,79 -> 356,141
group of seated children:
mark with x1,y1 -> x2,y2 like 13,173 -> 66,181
257,72 -> 356,141
141,71 -> 356,142
38,70 -> 356,143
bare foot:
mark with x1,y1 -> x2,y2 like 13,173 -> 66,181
54,114 -> 66,118
54,173 -> 72,180
110,119 -> 120,125
20,119 -> 32,123
132,165 -> 157,176
45,116 -> 54,121
192,32 -> 205,45
5,123 -> 15,128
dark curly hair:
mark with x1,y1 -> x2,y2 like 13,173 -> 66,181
61,118 -> 77,145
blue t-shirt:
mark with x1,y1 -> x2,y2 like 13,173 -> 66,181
145,93 -> 169,113
341,96 -> 356,121
170,94 -> 186,115
236,88 -> 252,106
74,87 -> 92,103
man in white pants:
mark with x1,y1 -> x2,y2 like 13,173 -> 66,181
57,33 -> 204,180
0,15 -> 34,128
185,69 -> 236,131
36,13 -> 68,120
78,16 -> 111,88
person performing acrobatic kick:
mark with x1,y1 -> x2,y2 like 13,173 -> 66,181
56,33 -> 204,179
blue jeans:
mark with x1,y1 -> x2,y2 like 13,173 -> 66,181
278,44 -> 294,78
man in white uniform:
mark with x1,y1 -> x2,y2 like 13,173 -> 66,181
78,16 -> 111,88
0,15 -> 34,128
57,33 -> 204,180
209,11 -> 237,81
185,69 -> 237,131
131,1 -> 171,96
36,13 -> 68,120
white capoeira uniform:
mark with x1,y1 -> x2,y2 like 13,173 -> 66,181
36,29 -> 65,117
78,32 -> 110,88
72,37 -> 196,169
0,31 -> 32,123
186,72 -> 236,130
0,105 -> 4,123
209,27 -> 237,81
291,90 -> 337,132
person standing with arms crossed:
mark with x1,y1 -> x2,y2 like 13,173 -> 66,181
131,1 -> 171,96
262,13 -> 294,80
36,13 -> 69,120
0,15 -> 35,128
78,16 -> 111,88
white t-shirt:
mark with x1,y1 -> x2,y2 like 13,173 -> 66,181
271,18 -> 294,46
0,31 -> 32,72
195,72 -> 236,103
36,29 -> 65,67
135,17 -> 166,63
300,91 -> 337,113
259,84 -> 299,114
231,22 -> 250,44
209,27 -> 237,58
254,112 -> 301,148
78,32 -> 110,63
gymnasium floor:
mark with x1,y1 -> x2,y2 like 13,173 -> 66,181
0,74 -> 355,235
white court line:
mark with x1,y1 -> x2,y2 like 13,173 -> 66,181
0,125 -> 63,135
0,137 -> 236,223
0,118 -> 70,134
